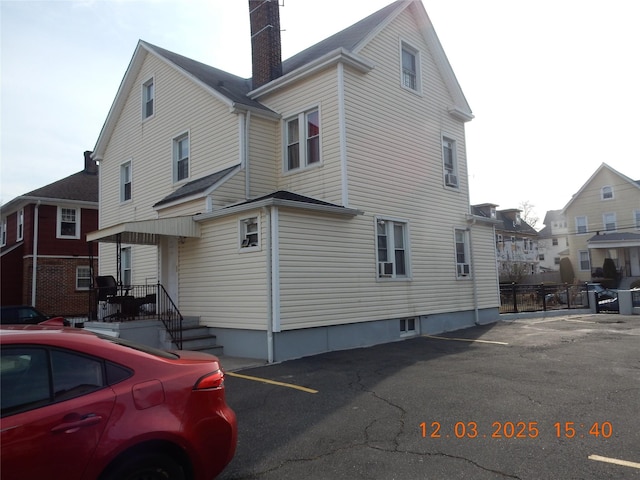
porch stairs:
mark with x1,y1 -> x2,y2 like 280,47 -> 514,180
179,317 -> 223,356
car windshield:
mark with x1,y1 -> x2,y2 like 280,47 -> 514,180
95,333 -> 179,360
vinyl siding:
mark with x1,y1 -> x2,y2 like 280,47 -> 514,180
247,115 -> 279,197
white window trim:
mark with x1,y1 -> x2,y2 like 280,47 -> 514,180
600,185 -> 614,200
399,317 -> 419,337
239,216 -> 260,252
56,206 -> 80,239
76,266 -> 92,290
172,131 -> 190,183
142,76 -> 155,120
575,216 -> 588,235
375,216 -> 411,281
17,209 -> 24,241
399,39 -> 422,94
635,209 -> 640,230
283,107 -> 322,173
603,212 -> 617,232
578,250 -> 591,271
121,246 -> 132,287
120,159 -> 132,203
441,133 -> 459,188
454,228 -> 472,279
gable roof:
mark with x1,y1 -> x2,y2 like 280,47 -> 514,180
562,163 -> 640,213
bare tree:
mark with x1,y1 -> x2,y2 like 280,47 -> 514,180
519,200 -> 539,230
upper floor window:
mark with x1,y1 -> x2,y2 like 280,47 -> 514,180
173,133 -> 189,182
142,78 -> 154,119
635,210 -> 640,229
57,207 -> 80,239
401,42 -> 420,92
240,217 -> 259,250
455,229 -> 471,278
442,136 -> 458,188
575,216 -> 588,234
376,218 -> 409,279
603,212 -> 616,231
121,160 -> 132,202
1,217 -> 6,246
601,185 -> 613,200
76,266 -> 91,290
17,209 -> 24,241
285,109 -> 320,172
552,238 -> 559,246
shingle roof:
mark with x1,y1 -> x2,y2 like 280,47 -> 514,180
234,190 -> 346,208
153,164 -> 240,207
588,232 -> 640,243
23,169 -> 98,203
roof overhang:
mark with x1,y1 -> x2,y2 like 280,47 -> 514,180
87,217 -> 200,245
587,233 -> 640,249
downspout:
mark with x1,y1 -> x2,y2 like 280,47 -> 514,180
467,220 -> 480,325
31,201 -> 41,306
337,62 -> 349,207
263,206 -> 274,363
243,111 -> 252,198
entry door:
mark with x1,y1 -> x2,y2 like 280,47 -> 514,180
631,247 -> 640,277
160,237 -> 179,304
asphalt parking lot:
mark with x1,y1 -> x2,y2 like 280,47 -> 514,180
219,314 -> 640,479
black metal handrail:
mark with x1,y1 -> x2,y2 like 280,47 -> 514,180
499,283 -> 591,314
156,283 -> 183,350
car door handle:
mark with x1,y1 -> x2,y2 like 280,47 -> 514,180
51,414 -> 103,434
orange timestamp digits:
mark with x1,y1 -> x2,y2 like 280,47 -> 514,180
420,421 -> 613,439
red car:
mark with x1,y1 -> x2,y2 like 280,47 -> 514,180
0,325 -> 237,480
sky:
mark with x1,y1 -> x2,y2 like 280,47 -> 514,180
1,0 -> 639,228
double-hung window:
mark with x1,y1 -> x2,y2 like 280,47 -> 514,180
575,216 -> 588,234
173,133 -> 189,182
120,247 -> 132,287
17,209 -> 24,241
376,218 -> 409,279
579,250 -> 590,271
455,228 -> 471,278
143,78 -> 154,119
240,217 -> 259,250
442,136 -> 459,187
57,207 -> 79,239
76,266 -> 91,290
401,42 -> 420,92
601,186 -> 613,200
635,210 -> 640,230
121,160 -> 132,202
603,212 -> 616,231
285,109 -> 320,172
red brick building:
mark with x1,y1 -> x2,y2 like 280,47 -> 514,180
1,152 -> 99,317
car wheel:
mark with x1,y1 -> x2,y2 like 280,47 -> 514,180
102,452 -> 186,480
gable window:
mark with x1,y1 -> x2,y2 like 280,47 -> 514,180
17,209 -> 24,241
121,247 -> 132,287
285,108 -> 320,172
240,217 -> 259,250
376,218 -> 409,279
579,250 -> 590,271
76,266 -> 91,290
173,133 -> 189,182
401,42 -> 420,92
442,136 -> 458,188
455,228 -> 471,278
1,218 -> 6,246
121,160 -> 132,202
575,216 -> 588,234
57,207 -> 79,239
603,212 -> 616,231
142,78 -> 154,119
601,186 -> 613,200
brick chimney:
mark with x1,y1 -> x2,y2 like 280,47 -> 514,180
84,150 -> 98,175
249,0 -> 282,89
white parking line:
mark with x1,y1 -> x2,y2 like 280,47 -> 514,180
422,335 -> 508,345
588,454 -> 640,469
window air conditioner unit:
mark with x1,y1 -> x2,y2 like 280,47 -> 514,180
457,263 -> 470,276
445,173 -> 458,187
379,262 -> 393,276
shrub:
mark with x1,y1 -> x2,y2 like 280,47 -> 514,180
559,258 -> 574,284
602,258 -> 617,279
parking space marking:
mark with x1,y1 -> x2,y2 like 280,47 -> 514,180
564,318 -> 597,324
422,335 -> 508,345
588,454 -> 640,470
226,372 -> 318,394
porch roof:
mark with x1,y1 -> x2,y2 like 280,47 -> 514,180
87,217 -> 200,245
587,232 -> 640,249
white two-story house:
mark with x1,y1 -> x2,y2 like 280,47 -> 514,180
538,210 -> 569,272
88,0 -> 500,361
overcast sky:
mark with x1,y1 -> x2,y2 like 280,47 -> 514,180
1,0 -> 639,227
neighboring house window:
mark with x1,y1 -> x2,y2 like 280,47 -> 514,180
552,238 -> 558,246
539,254 -> 545,261
1,218 -> 6,246
173,133 -> 189,182
575,216 -> 588,234
121,160 -> 132,202
603,212 -> 616,231
554,257 -> 560,265
17,209 -> 24,241
635,210 -> 640,229
442,136 -> 458,187
579,250 -> 590,271
240,217 -> 259,250
76,266 -> 91,290
376,218 -> 409,279
455,228 -> 471,278
143,78 -> 154,119
285,109 -> 320,172
57,207 -> 79,239
121,247 -> 132,287
601,186 -> 613,200
401,42 -> 420,91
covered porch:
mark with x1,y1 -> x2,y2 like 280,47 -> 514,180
587,232 -> 640,288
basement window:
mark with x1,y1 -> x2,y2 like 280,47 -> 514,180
400,318 -> 417,336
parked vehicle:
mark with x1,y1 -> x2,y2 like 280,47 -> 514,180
0,325 -> 237,480
1,305 -> 54,325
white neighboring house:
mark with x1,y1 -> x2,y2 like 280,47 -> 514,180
88,0 -> 500,361
538,210 -> 569,272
